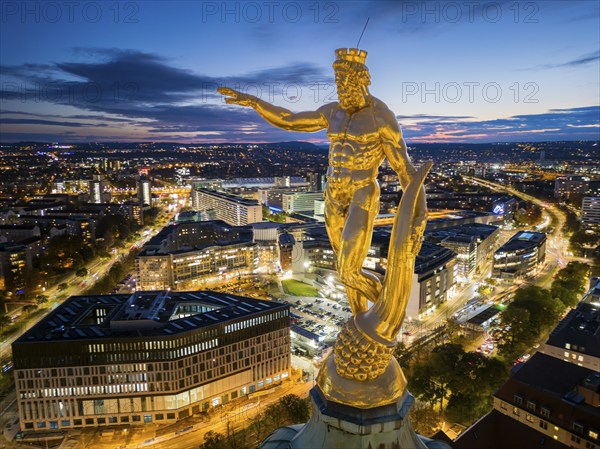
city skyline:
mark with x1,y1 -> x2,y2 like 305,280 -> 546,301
1,1 -> 599,143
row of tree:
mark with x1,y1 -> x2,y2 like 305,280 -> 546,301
200,394 -> 310,449
82,251 -> 138,295
497,261 -> 589,360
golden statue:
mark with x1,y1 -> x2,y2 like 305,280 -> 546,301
219,48 -> 430,409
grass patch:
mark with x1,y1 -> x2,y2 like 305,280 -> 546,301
282,280 -> 318,297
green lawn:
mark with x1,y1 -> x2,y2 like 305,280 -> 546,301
282,280 -> 318,297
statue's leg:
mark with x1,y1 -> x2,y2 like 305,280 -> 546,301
324,188 -> 344,256
338,183 -> 381,313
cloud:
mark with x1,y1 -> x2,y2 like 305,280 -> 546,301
0,118 -> 108,127
0,48 -> 331,142
527,49 -> 600,70
399,106 -> 600,142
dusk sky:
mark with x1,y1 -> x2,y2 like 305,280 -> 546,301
1,0 -> 599,143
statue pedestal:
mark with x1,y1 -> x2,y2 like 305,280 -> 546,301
259,387 -> 451,449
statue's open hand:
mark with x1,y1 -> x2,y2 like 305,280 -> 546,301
217,87 -> 257,107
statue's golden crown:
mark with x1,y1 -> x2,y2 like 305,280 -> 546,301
335,48 -> 367,65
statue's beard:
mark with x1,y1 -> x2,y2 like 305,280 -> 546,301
338,86 -> 365,110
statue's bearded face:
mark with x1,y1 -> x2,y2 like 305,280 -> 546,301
334,66 -> 370,111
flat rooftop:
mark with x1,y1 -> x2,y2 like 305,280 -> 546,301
15,290 -> 288,342
454,409 -> 569,449
496,230 -> 546,253
194,188 -> 260,206
427,223 -> 500,241
546,293 -> 600,358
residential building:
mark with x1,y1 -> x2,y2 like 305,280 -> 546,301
554,175 -> 590,200
191,189 -> 262,226
88,175 -> 110,204
455,353 -> 599,449
582,196 -> 600,230
137,177 -> 152,206
0,242 -> 29,293
540,283 -> 600,371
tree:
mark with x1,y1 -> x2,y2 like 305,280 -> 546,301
409,401 -> 440,437
593,253 -> 600,278
410,363 -> 444,408
409,344 -> 464,410
58,283 -> 68,292
23,304 -> 38,315
394,341 -> 413,369
76,268 -> 88,277
497,307 -> 534,360
0,314 -> 11,333
511,286 -> 563,333
279,394 -> 310,423
200,430 -> 226,449
446,391 -> 490,424
248,410 -> 268,445
264,402 -> 286,429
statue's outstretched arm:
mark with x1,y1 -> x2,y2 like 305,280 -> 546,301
218,87 -> 328,132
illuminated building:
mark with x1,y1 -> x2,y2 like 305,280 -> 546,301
278,232 -> 295,271
407,242 -> 457,319
137,177 -> 152,206
0,242 -> 29,293
554,175 -> 590,200
282,192 -> 324,214
455,284 -> 600,449
426,223 -> 500,280
493,231 -> 546,281
306,172 -> 325,192
257,186 -> 308,210
136,221 -> 258,291
582,196 -> 600,230
88,175 -> 110,204
89,179 -> 102,204
191,188 -> 262,226
540,283 -> 600,371
13,290 -> 291,431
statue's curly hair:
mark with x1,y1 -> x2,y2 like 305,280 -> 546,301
332,59 -> 371,87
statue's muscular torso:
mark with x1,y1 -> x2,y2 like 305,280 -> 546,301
324,97 -> 389,202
